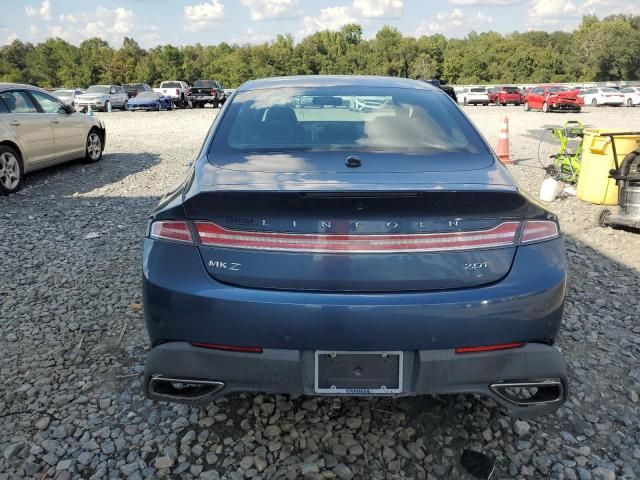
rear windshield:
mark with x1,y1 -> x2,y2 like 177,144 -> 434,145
161,82 -> 182,88
195,80 -> 217,87
210,86 -> 485,154
503,87 -> 519,92
601,88 -> 619,93
470,88 -> 486,93
87,86 -> 110,94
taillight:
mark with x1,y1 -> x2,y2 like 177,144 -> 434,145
191,342 -> 263,353
175,88 -> 179,96
455,342 -> 524,353
150,221 -> 193,244
194,221 -> 520,253
520,220 -> 558,244
210,88 -> 215,96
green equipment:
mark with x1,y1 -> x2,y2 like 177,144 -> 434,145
537,120 -> 584,183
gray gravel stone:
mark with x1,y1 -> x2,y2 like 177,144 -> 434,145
514,420 -> 531,436
154,456 -> 173,469
1,108 -> 639,480
333,463 -> 354,480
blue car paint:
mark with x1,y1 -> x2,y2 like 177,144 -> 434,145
129,94 -> 172,110
142,76 -> 568,413
143,237 -> 565,350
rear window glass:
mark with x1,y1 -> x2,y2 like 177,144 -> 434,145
470,88 -> 486,93
601,88 -> 619,93
0,99 -> 8,113
503,87 -> 519,92
211,86 -> 484,154
195,81 -> 216,87
87,86 -> 110,94
161,82 -> 182,88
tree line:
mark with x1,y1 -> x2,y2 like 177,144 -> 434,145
1,14 -> 639,89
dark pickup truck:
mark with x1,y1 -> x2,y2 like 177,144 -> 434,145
123,83 -> 152,99
421,79 -> 458,103
188,80 -> 226,108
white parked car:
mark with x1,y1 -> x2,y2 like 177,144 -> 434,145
619,87 -> 640,107
0,83 -> 106,195
52,89 -> 84,108
581,87 -> 625,107
459,87 -> 490,106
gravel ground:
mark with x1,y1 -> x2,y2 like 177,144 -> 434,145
2,104 -> 640,480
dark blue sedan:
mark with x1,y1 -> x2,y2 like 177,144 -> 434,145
129,91 -> 172,111
142,76 -> 568,417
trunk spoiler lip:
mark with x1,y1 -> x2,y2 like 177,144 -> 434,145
187,162 -> 519,194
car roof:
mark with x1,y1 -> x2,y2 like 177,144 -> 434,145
0,82 -> 56,95
237,75 -> 439,92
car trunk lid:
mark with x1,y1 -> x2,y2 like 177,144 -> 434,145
183,163 -> 529,292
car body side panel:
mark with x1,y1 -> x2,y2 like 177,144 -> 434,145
51,113 -> 87,161
143,237 -> 566,351
4,112 -> 55,166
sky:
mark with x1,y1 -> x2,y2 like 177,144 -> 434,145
1,0 -> 639,48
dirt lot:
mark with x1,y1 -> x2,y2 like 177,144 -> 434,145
1,105 -> 640,480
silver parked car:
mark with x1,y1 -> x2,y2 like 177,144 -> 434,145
52,88 -> 85,108
0,83 -> 106,195
75,84 -> 128,112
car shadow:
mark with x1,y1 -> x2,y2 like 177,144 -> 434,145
17,152 -> 162,198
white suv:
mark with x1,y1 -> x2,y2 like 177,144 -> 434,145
459,87 -> 489,106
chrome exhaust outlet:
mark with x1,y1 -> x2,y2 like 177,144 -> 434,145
148,376 -> 225,402
489,378 -> 565,406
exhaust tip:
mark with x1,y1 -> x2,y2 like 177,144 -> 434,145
148,376 -> 225,402
489,378 -> 565,406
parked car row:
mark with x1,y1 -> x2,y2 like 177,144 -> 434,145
457,84 -> 640,111
49,80 -> 231,113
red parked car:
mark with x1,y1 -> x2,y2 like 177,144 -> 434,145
524,85 -> 583,113
488,86 -> 522,106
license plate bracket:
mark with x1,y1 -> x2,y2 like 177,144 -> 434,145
314,351 -> 403,394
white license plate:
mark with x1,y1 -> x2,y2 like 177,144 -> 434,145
314,350 -> 403,395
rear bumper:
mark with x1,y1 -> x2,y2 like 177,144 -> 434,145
496,96 -> 521,103
599,100 -> 624,105
143,237 -> 567,416
188,95 -> 217,102
143,342 -> 567,417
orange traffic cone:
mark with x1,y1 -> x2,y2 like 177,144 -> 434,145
495,116 -> 512,164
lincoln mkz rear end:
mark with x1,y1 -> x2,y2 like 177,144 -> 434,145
142,76 -> 568,418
